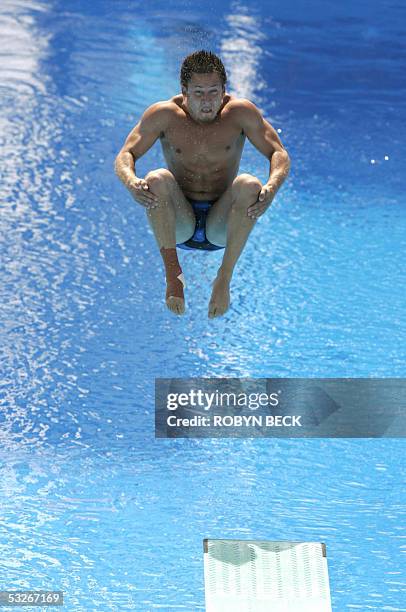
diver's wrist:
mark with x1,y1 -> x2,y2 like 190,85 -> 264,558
265,180 -> 279,193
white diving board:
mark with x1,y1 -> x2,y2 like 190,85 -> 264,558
203,539 -> 332,612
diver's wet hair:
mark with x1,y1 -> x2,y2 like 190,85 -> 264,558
180,50 -> 227,90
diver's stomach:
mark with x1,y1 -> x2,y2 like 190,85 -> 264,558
182,189 -> 224,201
167,159 -> 239,200
176,173 -> 232,201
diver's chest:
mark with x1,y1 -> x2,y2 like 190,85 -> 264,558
162,124 -> 243,161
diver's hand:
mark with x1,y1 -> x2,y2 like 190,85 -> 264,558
247,184 -> 276,219
128,178 -> 159,209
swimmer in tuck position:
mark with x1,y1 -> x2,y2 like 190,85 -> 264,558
115,50 -> 290,318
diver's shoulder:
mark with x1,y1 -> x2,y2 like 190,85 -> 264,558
224,97 -> 264,130
225,96 -> 261,115
143,100 -> 177,117
140,100 -> 179,129
146,95 -> 188,120
167,94 -> 190,116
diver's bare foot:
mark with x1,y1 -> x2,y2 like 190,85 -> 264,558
166,272 -> 186,315
166,295 -> 185,315
208,274 -> 230,318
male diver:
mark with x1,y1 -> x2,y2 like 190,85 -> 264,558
115,50 -> 290,318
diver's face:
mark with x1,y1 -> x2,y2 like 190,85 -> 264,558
183,72 -> 224,123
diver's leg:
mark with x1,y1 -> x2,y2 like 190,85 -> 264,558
145,168 -> 195,247
205,174 -> 261,318
144,168 -> 195,315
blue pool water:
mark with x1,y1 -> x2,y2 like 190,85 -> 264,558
1,0 -> 405,609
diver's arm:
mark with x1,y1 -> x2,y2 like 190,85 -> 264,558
114,102 -> 169,206
237,99 -> 290,217
265,138 -> 290,194
115,148 -> 138,190
238,99 -> 290,190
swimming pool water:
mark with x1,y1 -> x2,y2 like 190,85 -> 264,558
1,0 -> 405,609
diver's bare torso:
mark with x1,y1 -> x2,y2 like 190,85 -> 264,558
115,71 -> 290,317
159,93 -> 245,201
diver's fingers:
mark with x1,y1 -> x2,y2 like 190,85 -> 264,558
138,178 -> 161,199
258,190 -> 265,202
130,182 -> 159,204
247,197 -> 271,215
130,191 -> 157,208
140,191 -> 159,203
137,181 -> 158,199
138,179 -> 152,191
137,197 -> 159,209
247,204 -> 266,218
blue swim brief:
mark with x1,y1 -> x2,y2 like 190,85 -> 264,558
176,199 -> 225,251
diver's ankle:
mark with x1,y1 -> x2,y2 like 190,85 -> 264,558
216,267 -> 233,283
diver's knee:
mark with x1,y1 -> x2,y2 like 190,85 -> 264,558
144,168 -> 176,194
231,175 -> 261,213
232,174 -> 262,197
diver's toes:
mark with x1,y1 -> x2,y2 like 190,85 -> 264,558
210,303 -> 229,318
166,297 -> 185,315
176,304 -> 185,315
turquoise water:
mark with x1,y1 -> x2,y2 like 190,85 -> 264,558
1,0 -> 405,609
